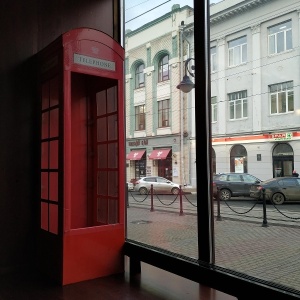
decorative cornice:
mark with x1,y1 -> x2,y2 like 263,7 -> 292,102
210,0 -> 273,25
125,5 -> 193,37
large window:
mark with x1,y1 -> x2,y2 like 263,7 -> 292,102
228,90 -> 247,120
268,20 -> 292,55
125,0 -> 300,298
158,55 -> 169,82
135,105 -> 145,131
269,81 -> 294,114
228,36 -> 247,67
158,99 -> 170,128
135,64 -> 145,88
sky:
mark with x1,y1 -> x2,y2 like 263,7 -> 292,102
125,0 -> 222,30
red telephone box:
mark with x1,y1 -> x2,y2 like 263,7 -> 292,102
37,28 -> 125,285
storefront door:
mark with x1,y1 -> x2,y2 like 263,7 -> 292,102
158,157 -> 172,181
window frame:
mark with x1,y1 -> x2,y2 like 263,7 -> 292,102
158,55 -> 169,82
210,46 -> 217,72
269,81 -> 294,115
157,99 -> 170,128
268,20 -> 292,55
211,96 -> 217,122
135,63 -> 145,88
135,104 -> 145,131
228,36 -> 247,67
228,90 -> 248,120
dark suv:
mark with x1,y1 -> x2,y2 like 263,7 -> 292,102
213,173 -> 262,200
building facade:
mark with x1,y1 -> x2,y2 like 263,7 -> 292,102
125,4 -> 195,187
211,0 -> 300,180
126,0 -> 300,187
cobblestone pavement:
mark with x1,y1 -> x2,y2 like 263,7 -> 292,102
126,203 -> 300,294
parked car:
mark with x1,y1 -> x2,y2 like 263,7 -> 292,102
250,177 -> 300,205
213,173 -> 262,200
134,176 -> 180,195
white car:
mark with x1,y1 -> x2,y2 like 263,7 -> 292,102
134,176 -> 180,195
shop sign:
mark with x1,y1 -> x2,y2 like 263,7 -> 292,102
74,53 -> 115,71
271,132 -> 293,141
128,139 -> 148,146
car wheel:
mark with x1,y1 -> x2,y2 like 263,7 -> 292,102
171,187 -> 179,195
139,187 -> 148,195
220,189 -> 231,201
271,192 -> 285,205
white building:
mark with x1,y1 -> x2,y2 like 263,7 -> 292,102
211,0 -> 300,180
125,4 -> 195,187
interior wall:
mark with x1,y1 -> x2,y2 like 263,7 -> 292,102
0,0 -> 117,275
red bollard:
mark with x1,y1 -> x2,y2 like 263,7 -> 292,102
150,184 -> 154,212
179,185 -> 184,216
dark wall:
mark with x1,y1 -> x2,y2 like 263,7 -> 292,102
0,0 -> 118,274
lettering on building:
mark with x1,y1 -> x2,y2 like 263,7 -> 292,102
271,132 -> 293,141
128,139 -> 148,146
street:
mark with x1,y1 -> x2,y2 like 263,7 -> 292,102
127,191 -> 300,220
126,191 -> 300,294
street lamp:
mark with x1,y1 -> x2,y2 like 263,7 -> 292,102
176,58 -> 195,93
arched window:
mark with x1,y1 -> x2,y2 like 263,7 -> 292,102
230,145 -> 247,173
135,64 -> 145,88
272,143 -> 294,177
158,55 -> 169,82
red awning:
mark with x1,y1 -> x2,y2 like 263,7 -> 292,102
126,150 -> 146,160
148,149 -> 171,160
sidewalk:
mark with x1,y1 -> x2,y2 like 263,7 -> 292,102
126,203 -> 300,295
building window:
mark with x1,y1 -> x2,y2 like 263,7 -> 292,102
273,143 -> 294,177
135,105 -> 145,130
135,64 -> 145,88
230,145 -> 247,173
228,36 -> 247,67
268,20 -> 292,55
158,99 -> 170,127
211,96 -> 217,122
269,81 -> 294,114
228,90 -> 247,120
158,55 -> 169,82
210,47 -> 217,72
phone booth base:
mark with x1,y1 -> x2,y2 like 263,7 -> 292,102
38,28 -> 125,285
